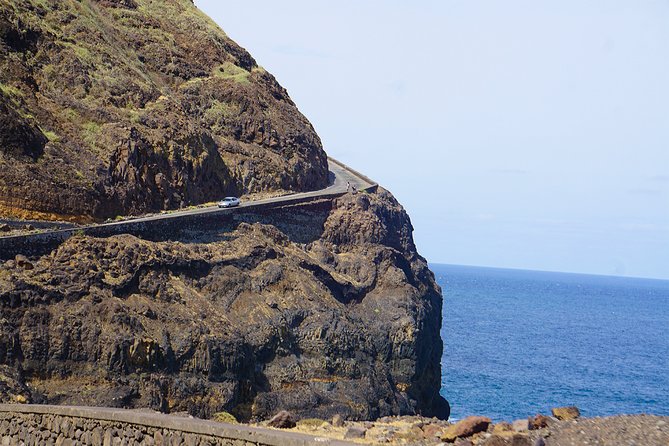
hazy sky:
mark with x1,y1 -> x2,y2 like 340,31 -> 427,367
196,1 -> 669,280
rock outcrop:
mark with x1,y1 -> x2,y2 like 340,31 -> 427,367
550,406 -> 580,421
0,189 -> 449,422
0,0 -> 327,222
441,416 -> 492,443
0,0 -> 449,425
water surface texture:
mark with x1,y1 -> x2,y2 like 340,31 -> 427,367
435,264 -> 669,421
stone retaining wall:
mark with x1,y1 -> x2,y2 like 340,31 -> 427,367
325,158 -> 377,191
0,157 -> 378,261
0,196 -> 338,261
0,405 -> 353,446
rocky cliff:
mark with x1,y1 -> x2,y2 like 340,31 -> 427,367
0,0 -> 327,222
0,190 -> 449,421
0,0 -> 450,423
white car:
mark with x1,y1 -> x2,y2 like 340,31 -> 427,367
218,197 -> 240,208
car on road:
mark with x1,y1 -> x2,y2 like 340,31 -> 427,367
218,197 -> 240,208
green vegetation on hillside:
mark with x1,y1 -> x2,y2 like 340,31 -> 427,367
0,0 -> 328,222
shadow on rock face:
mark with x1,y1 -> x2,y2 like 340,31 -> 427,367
0,94 -> 46,160
434,396 -> 451,421
0,15 -> 40,53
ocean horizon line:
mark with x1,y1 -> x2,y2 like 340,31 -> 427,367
428,262 -> 669,283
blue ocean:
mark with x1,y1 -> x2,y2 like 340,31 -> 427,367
434,263 -> 669,422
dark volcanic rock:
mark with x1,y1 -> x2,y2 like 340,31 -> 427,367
0,93 -> 47,160
267,411 -> 296,429
0,189 -> 448,422
528,414 -> 550,430
0,0 -> 328,222
0,365 -> 31,403
344,426 -> 367,439
13,255 -> 33,270
0,0 -> 446,427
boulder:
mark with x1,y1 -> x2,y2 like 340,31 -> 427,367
331,414 -> 344,427
512,419 -> 529,432
296,418 -> 327,429
481,434 -> 532,446
422,423 -> 444,438
493,422 -> 513,434
551,406 -> 580,421
0,365 -> 31,404
14,254 -> 33,270
211,412 -> 238,424
528,414 -> 550,430
344,426 -> 367,439
267,411 -> 296,429
441,416 -> 492,442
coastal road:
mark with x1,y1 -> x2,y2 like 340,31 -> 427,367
0,157 -> 376,241
84,157 -> 375,228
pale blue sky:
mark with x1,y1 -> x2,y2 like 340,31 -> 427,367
196,1 -> 669,280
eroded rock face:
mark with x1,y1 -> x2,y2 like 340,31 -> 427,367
0,0 -> 327,221
0,189 -> 449,422
0,96 -> 46,160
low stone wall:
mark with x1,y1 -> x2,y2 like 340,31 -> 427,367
326,158 -> 377,191
0,404 -> 353,446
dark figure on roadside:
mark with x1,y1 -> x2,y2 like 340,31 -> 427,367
346,181 -> 351,192
352,185 -> 357,194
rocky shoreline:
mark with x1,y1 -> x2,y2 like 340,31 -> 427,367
248,407 -> 669,445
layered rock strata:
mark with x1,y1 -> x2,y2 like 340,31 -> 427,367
0,190 -> 449,421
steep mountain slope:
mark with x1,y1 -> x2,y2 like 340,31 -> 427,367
0,0 -> 327,222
